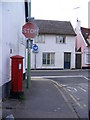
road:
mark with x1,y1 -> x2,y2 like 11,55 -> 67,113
31,69 -> 89,119
31,69 -> 89,77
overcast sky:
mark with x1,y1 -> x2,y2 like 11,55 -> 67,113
1,0 -> 89,28
31,0 -> 89,28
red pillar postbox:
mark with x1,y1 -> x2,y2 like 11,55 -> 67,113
10,55 -> 24,96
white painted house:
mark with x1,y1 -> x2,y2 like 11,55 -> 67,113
31,20 -> 76,70
1,2 -> 26,98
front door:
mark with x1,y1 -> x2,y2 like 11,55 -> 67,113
76,54 -> 81,69
64,52 -> 71,69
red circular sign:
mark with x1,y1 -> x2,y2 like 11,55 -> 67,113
22,22 -> 39,39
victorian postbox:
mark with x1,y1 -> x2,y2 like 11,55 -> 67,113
10,55 -> 24,94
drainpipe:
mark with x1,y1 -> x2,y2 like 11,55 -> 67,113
28,0 -> 31,18
27,0 -> 31,89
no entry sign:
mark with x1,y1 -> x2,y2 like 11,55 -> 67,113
22,22 -> 39,39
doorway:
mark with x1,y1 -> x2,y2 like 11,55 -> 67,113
64,52 -> 71,69
76,54 -> 81,69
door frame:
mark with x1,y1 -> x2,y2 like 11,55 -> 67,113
75,53 -> 82,69
64,52 -> 71,69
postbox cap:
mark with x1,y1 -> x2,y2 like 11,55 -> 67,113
10,55 -> 24,59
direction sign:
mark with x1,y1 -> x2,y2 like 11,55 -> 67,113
33,44 -> 38,53
33,44 -> 38,51
22,22 -> 39,39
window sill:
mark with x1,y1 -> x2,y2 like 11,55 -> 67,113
42,64 -> 55,66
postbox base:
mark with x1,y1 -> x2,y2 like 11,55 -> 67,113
10,91 -> 24,99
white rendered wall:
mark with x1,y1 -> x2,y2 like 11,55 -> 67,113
88,1 -> 90,28
2,2 -> 26,85
0,2 -> 2,86
31,35 -> 75,69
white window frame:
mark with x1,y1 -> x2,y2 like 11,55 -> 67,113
56,35 -> 66,44
42,52 -> 55,66
85,53 -> 90,64
34,35 -> 45,43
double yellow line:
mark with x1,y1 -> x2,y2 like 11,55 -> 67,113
51,79 -> 85,109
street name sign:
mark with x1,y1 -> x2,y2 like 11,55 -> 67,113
22,22 -> 39,39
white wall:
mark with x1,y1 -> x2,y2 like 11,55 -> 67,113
2,2 -> 26,85
31,35 -> 75,69
0,2 -> 2,86
88,1 -> 90,28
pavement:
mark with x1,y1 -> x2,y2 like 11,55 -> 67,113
2,77 -> 79,119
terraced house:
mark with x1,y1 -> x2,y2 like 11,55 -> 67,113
31,20 -> 76,70
75,20 -> 90,69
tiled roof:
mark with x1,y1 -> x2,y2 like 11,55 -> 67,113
81,27 -> 90,46
34,19 -> 76,36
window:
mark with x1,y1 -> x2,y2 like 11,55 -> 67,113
87,35 -> 90,44
34,35 -> 45,43
42,53 -> 55,65
56,36 -> 66,44
85,53 -> 90,64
